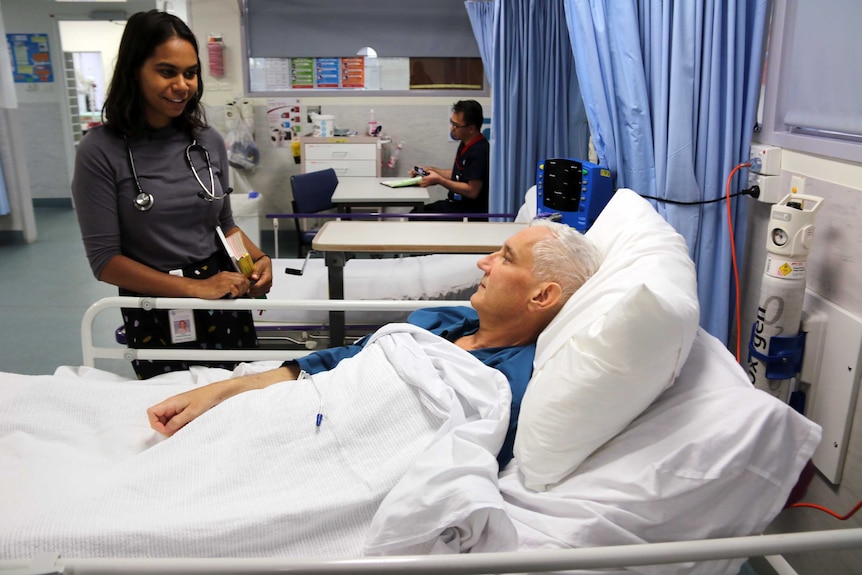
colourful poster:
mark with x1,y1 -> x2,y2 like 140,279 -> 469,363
341,57 -> 365,89
6,33 -> 53,83
291,57 -> 314,89
315,57 -> 340,88
266,98 -> 302,148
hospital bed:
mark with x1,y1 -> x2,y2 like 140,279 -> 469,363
1,189 -> 857,575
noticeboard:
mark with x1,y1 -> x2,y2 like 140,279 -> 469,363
6,33 -> 54,83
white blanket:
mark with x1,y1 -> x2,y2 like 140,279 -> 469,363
0,324 -> 513,560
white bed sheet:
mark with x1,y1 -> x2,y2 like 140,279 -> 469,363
0,324 -> 512,560
1,325 -> 820,574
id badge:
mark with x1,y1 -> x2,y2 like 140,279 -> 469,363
169,309 -> 197,344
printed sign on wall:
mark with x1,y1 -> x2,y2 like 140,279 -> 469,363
6,33 -> 53,83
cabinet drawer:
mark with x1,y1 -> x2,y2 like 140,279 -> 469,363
305,143 -> 376,161
306,160 -> 377,177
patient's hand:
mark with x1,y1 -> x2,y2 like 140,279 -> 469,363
147,365 -> 301,436
147,384 -> 224,436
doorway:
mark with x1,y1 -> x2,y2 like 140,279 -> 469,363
57,20 -> 126,143
70,51 -> 105,130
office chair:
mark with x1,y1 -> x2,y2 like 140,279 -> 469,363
289,168 -> 339,257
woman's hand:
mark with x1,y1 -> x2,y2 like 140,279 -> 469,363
193,271 -> 251,299
249,255 -> 273,297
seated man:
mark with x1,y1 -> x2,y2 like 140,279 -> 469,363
410,99 -> 490,218
148,219 -> 602,467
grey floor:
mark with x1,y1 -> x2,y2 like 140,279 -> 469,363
0,204 -> 283,378
0,205 -> 126,376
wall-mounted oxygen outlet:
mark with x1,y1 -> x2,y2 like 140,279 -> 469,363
791,175 -> 807,195
750,144 -> 782,176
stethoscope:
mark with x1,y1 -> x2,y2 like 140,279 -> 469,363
126,138 -> 230,212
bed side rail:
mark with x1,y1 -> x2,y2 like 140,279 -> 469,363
3,527 -> 861,575
81,296 -> 471,367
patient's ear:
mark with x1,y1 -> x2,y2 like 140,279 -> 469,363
531,282 -> 563,311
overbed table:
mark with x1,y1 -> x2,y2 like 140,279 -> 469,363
312,220 -> 527,345
267,177 -> 431,257
331,177 -> 429,213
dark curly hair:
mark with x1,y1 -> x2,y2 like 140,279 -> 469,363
102,10 -> 207,137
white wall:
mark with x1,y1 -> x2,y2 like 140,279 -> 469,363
189,0 -> 490,228
0,0 -> 488,209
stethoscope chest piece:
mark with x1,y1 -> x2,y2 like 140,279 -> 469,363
134,191 -> 154,211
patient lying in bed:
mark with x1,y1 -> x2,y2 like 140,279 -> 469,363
1,219 -> 601,562
148,220 -> 602,470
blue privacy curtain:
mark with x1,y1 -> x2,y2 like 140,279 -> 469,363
565,0 -> 768,345
464,1 -> 495,85
487,0 -> 588,215
0,156 -> 9,216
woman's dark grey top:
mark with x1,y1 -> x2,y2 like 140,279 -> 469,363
72,124 -> 236,278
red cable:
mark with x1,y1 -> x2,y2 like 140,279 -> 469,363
790,499 -> 862,521
724,162 -> 749,362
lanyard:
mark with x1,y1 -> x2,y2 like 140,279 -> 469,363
455,134 -> 485,167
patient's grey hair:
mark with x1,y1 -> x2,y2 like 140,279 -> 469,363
529,219 -> 602,302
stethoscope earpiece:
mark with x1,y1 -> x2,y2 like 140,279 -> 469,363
186,141 -> 218,201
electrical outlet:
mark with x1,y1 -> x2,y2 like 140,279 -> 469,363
748,173 -> 782,203
749,144 -> 782,175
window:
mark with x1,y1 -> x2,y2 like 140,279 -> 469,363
756,0 -> 862,163
241,0 -> 487,96
409,57 -> 484,90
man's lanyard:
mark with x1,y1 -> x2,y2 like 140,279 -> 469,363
455,133 -> 485,168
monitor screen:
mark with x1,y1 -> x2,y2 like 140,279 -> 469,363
543,159 -> 582,212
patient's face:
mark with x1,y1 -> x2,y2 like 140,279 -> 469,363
472,227 -> 550,318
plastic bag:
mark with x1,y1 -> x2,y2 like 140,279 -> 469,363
225,100 -> 260,170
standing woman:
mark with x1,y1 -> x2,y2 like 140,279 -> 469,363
72,10 -> 272,379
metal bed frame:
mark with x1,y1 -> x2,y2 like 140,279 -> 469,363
2,528 -> 861,574
56,296 -> 862,575
81,296 -> 469,367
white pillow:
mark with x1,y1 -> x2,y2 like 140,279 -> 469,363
514,185 -> 537,223
514,188 -> 700,491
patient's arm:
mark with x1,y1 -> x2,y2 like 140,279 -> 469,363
147,364 -> 301,436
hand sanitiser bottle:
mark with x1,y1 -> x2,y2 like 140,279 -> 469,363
387,140 -> 404,168
367,109 -> 378,136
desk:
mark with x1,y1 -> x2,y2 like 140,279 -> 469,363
312,220 -> 527,345
332,177 -> 429,212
